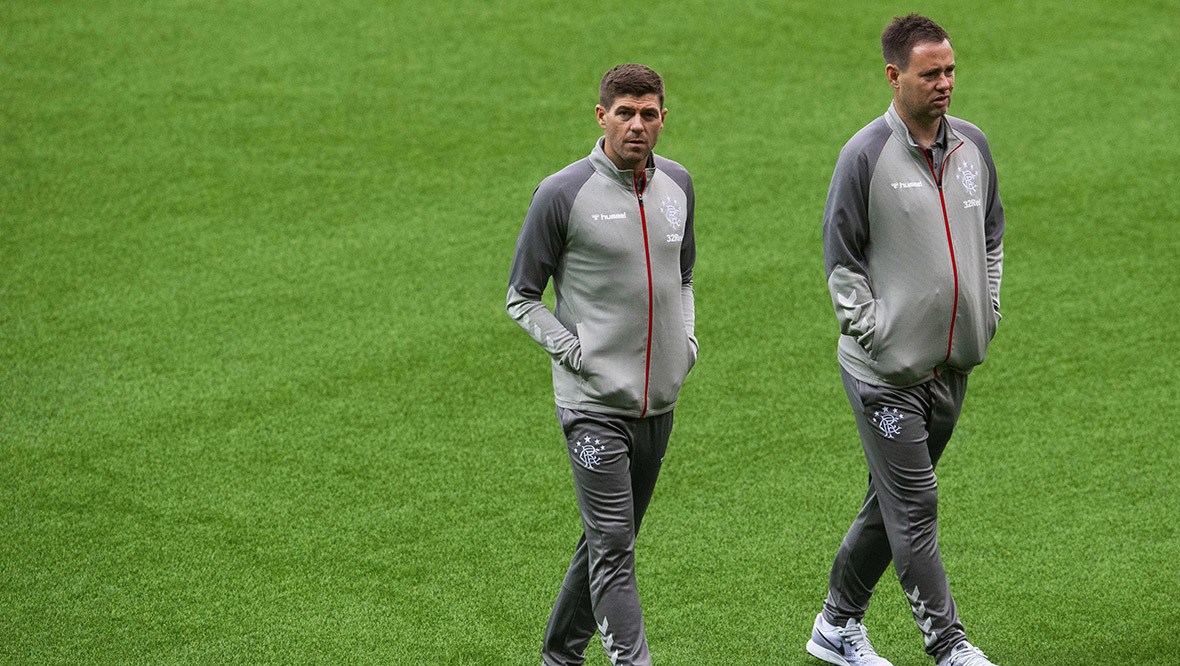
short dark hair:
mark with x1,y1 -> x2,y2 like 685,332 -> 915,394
598,64 -> 664,109
882,14 -> 950,71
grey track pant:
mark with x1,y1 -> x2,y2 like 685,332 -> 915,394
542,407 -> 674,666
823,368 -> 969,663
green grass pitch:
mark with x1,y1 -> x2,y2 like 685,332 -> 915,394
3,1 -> 1178,663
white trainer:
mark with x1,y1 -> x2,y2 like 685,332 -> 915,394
938,641 -> 998,666
805,613 -> 894,666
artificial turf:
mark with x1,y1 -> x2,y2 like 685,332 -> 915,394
3,1 -> 1178,663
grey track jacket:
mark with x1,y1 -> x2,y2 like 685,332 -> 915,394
507,139 -> 697,418
824,104 -> 1005,388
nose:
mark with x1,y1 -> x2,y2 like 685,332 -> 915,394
628,115 -> 645,133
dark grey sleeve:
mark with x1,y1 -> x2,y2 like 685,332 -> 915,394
822,126 -> 882,278
679,170 -> 696,347
823,121 -> 888,346
508,178 -> 568,302
506,167 -> 586,370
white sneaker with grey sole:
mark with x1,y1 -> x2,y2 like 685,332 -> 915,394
938,641 -> 997,666
805,613 -> 894,666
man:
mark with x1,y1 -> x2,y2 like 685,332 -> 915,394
807,15 -> 1005,666
507,63 -> 697,666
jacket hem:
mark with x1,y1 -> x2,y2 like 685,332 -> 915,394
554,397 -> 676,419
836,357 -> 935,390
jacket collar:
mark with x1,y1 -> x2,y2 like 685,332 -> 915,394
885,102 -> 960,151
589,138 -> 657,191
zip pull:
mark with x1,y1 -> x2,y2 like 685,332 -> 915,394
922,147 -> 943,191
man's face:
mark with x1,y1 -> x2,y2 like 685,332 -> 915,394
889,39 -> 955,126
596,93 -> 666,173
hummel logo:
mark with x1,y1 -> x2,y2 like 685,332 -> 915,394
891,181 -> 922,189
591,212 -> 627,221
598,617 -> 620,665
837,291 -> 857,309
908,586 -> 938,648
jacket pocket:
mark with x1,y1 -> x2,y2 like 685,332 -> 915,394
574,321 -> 634,406
863,299 -> 884,360
558,339 -> 583,373
866,296 -> 941,385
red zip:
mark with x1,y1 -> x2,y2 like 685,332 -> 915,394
634,172 -> 653,418
923,143 -> 964,366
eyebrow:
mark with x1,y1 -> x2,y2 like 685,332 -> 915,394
616,104 -> 660,113
920,63 -> 954,76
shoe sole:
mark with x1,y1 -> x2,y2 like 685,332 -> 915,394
806,638 -> 850,666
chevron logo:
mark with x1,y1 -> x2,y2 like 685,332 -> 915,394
907,586 -> 938,648
597,616 -> 620,665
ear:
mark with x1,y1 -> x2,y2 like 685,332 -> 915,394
596,104 -> 607,129
886,63 -> 901,90
660,108 -> 668,126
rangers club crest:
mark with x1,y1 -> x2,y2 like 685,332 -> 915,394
575,435 -> 605,469
872,408 -> 904,439
956,162 -> 980,195
659,195 -> 683,230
